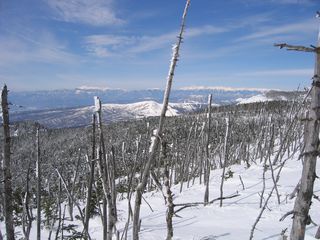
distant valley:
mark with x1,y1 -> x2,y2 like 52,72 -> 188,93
9,86 -> 304,128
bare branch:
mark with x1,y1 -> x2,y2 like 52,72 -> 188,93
173,193 -> 240,214
274,43 -> 316,52
279,210 -> 294,221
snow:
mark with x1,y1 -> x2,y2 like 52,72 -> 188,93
2,150 -> 320,239
103,101 -> 179,117
94,96 -> 101,112
149,129 -> 159,153
236,94 -> 271,104
76,85 -> 112,91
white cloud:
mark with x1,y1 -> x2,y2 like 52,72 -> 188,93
236,68 -> 314,77
186,25 -> 227,37
83,25 -> 227,57
85,35 -> 135,46
0,32 -> 78,66
240,0 -> 315,5
270,0 -> 316,4
46,0 -> 123,26
237,19 -> 317,42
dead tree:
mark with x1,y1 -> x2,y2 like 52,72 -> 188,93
274,14 -> 320,240
132,1 -> 191,239
83,114 -> 96,238
22,164 -> 32,240
94,96 -> 117,240
220,117 -> 229,207
36,127 -> 41,240
204,94 -> 212,205
161,141 -> 174,240
1,85 -> 15,240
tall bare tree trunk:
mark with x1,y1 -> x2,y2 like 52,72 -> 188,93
36,127 -> 41,240
132,1 -> 191,239
204,94 -> 212,205
291,69 -> 320,239
161,141 -> 174,240
220,117 -> 229,207
1,85 -> 15,240
84,114 -> 96,238
288,16 -> 320,240
94,97 -> 117,240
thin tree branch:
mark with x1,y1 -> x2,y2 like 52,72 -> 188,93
274,43 -> 316,52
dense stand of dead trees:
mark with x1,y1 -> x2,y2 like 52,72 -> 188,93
0,89 -> 308,239
1,8 -> 319,240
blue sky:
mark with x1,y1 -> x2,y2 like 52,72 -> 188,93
0,0 -> 319,91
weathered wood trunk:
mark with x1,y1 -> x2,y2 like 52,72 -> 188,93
22,165 -> 32,240
219,117 -> 229,207
204,94 -> 212,205
162,141 -> 174,240
132,1 -> 191,239
290,23 -> 320,240
94,96 -> 117,240
84,114 -> 96,238
36,127 -> 41,240
1,85 -> 15,240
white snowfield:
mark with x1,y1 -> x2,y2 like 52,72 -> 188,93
1,150 -> 319,239
106,101 -> 179,117
236,94 -> 271,104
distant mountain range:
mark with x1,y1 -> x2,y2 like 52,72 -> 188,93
8,86 -> 304,128
11,101 -> 205,128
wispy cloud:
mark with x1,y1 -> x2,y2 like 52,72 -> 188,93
236,68 -> 314,77
83,25 -> 227,57
46,0 -> 123,26
0,31 -> 79,66
270,0 -> 316,5
237,18 -> 317,42
84,35 -> 136,57
239,0 -> 316,5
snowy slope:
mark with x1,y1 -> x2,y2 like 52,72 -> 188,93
3,150 -> 319,239
10,101 -> 198,128
236,94 -> 270,104
236,90 -> 305,104
120,152 -> 319,240
9,87 -> 266,112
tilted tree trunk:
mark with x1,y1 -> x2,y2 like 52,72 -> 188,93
132,1 -> 191,239
285,17 -> 320,240
1,85 -> 15,240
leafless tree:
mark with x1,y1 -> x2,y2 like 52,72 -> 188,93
132,1 -> 191,239
275,14 -> 320,240
1,85 -> 15,240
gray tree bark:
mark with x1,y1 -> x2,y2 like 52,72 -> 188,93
84,114 -> 96,238
1,85 -> 15,240
219,117 -> 229,207
36,127 -> 41,240
290,20 -> 320,240
132,1 -> 191,239
204,94 -> 212,205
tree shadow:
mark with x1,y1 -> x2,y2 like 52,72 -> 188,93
199,233 -> 231,239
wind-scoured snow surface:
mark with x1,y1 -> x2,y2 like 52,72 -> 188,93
2,151 -> 319,239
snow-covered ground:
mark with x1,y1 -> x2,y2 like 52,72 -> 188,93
1,151 -> 319,239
